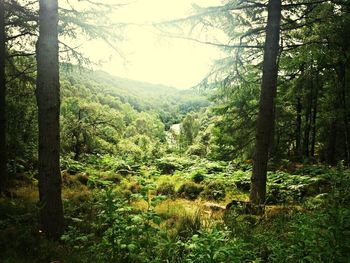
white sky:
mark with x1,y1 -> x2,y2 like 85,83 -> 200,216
79,0 -> 224,89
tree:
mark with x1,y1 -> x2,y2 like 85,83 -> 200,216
36,0 -> 64,239
179,113 -> 200,151
250,0 -> 282,205
0,0 -> 6,194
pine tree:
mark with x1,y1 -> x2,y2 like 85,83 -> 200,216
0,0 -> 7,194
250,0 -> 282,205
36,0 -> 64,239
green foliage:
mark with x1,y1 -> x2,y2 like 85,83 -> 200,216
156,156 -> 195,174
266,171 -> 331,204
265,179 -> 350,262
177,181 -> 204,200
201,181 -> 226,201
179,112 -> 200,151
180,228 -> 257,263
232,170 -> 252,192
156,182 -> 176,197
61,156 -> 84,174
191,170 -> 206,183
2,167 -> 350,262
6,57 -> 38,170
174,210 -> 202,240
62,188 -> 162,263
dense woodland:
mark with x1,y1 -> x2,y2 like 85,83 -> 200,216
0,0 -> 350,262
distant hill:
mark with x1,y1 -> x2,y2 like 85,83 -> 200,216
60,65 -> 210,128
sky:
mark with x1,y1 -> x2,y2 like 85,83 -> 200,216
78,0 -> 224,89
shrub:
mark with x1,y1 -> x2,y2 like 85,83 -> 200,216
61,157 -> 84,175
156,182 -> 175,197
201,181 -> 226,200
191,170 -> 206,183
156,156 -> 195,174
157,158 -> 182,174
177,182 -> 204,200
204,161 -> 226,173
76,173 -> 89,185
101,173 -> 123,184
232,170 -> 251,191
181,228 -> 258,263
187,143 -> 206,156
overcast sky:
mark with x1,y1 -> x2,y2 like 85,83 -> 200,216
78,0 -> 224,89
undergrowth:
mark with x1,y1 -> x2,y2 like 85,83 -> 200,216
1,160 -> 349,263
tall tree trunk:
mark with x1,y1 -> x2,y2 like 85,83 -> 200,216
36,0 -> 64,239
0,0 -> 7,194
343,73 -> 350,167
250,0 -> 281,205
303,80 -> 312,158
295,83 -> 302,158
311,75 -> 318,158
339,65 -> 350,166
326,120 -> 337,165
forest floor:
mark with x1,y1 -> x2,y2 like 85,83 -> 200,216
1,156 -> 350,262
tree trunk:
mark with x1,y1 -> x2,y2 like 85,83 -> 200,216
326,120 -> 337,165
339,64 -> 350,166
0,0 -> 7,194
310,76 -> 318,158
295,84 -> 302,158
36,0 -> 64,239
250,0 -> 281,205
342,73 -> 350,167
303,80 -> 312,158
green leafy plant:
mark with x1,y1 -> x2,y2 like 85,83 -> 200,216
201,181 -> 226,200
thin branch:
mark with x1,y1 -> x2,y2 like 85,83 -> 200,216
6,31 -> 37,41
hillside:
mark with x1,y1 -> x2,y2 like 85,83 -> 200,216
61,66 -> 210,127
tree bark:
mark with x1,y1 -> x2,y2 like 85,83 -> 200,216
310,76 -> 318,158
342,71 -> 350,167
303,79 -> 312,158
338,64 -> 350,166
0,0 -> 7,194
326,120 -> 337,165
295,83 -> 302,158
36,0 -> 64,239
250,0 -> 281,205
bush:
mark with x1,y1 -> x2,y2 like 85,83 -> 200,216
61,157 -> 84,175
101,173 -> 123,184
177,182 -> 204,200
201,181 -> 226,200
187,143 -> 206,157
191,170 -> 206,183
156,182 -> 176,197
232,170 -> 251,191
204,161 -> 226,173
181,228 -> 258,263
156,156 -> 195,174
157,158 -> 182,174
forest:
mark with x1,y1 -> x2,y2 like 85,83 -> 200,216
0,0 -> 350,262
